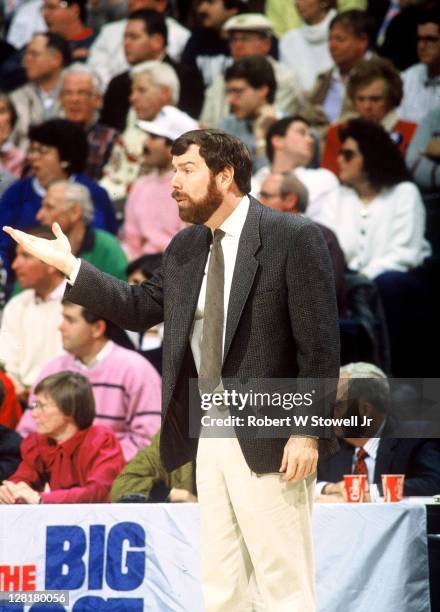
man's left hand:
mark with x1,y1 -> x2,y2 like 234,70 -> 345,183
279,436 -> 318,482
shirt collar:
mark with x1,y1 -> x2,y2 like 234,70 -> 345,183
46,427 -> 89,457
32,174 -> 78,197
73,339 -> 113,370
218,195 -> 250,239
34,279 -> 66,304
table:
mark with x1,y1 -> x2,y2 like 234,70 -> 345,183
0,501 -> 431,611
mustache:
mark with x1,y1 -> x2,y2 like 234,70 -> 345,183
171,190 -> 186,199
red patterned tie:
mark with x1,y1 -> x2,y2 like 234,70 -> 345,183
354,447 -> 369,476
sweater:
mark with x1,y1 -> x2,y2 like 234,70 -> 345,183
0,285 -> 64,388
120,171 -> 185,259
17,341 -> 162,461
279,10 -> 336,94
325,182 -> 431,279
79,226 -> 127,280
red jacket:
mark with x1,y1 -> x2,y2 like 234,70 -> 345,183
0,372 -> 22,429
322,119 -> 418,176
10,425 -> 125,503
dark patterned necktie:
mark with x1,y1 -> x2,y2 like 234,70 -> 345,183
199,229 -> 225,395
354,447 -> 369,476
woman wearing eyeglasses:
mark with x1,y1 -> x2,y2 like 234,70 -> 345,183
0,372 -> 124,504
325,118 -> 431,281
321,57 -> 418,175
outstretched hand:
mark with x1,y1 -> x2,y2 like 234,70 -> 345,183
3,223 -> 76,276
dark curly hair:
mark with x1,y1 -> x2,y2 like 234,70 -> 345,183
171,129 -> 252,194
28,119 -> 88,175
347,57 -> 403,111
224,55 -> 277,104
338,119 -> 412,191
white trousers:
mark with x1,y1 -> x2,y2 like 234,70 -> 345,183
196,436 -> 316,612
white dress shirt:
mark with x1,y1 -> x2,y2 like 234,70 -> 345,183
190,196 -> 250,374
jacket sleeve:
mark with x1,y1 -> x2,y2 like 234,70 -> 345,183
286,219 -> 340,442
287,220 -> 340,380
64,257 -> 165,333
110,432 -> 168,501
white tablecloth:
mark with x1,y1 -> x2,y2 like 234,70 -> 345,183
0,501 -> 430,611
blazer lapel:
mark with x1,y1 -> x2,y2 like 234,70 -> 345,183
170,226 -> 211,375
374,438 -> 398,482
223,199 -> 261,365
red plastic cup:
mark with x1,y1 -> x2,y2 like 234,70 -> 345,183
382,474 -> 405,502
344,474 -> 367,502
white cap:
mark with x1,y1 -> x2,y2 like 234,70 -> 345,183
137,106 -> 199,142
222,13 -> 273,34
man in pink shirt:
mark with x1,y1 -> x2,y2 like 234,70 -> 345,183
119,105 -> 197,259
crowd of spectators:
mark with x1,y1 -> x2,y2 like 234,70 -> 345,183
0,0 -> 439,504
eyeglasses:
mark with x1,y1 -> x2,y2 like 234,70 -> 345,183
225,86 -> 250,96
28,144 -> 54,156
417,35 -> 440,44
31,400 -> 55,411
338,148 -> 358,162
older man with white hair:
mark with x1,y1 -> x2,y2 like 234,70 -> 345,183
60,63 -> 119,180
100,9 -> 204,132
37,181 -> 127,279
316,362 -> 440,500
99,61 -> 188,201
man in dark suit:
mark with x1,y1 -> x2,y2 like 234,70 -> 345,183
100,9 -> 204,130
317,362 -> 440,501
3,129 -> 340,611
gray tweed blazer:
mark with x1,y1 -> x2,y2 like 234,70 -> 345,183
65,197 -> 340,472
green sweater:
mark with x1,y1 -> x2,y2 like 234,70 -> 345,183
110,432 -> 194,502
80,227 -> 127,281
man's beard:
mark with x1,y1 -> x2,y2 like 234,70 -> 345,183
172,175 -> 223,225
